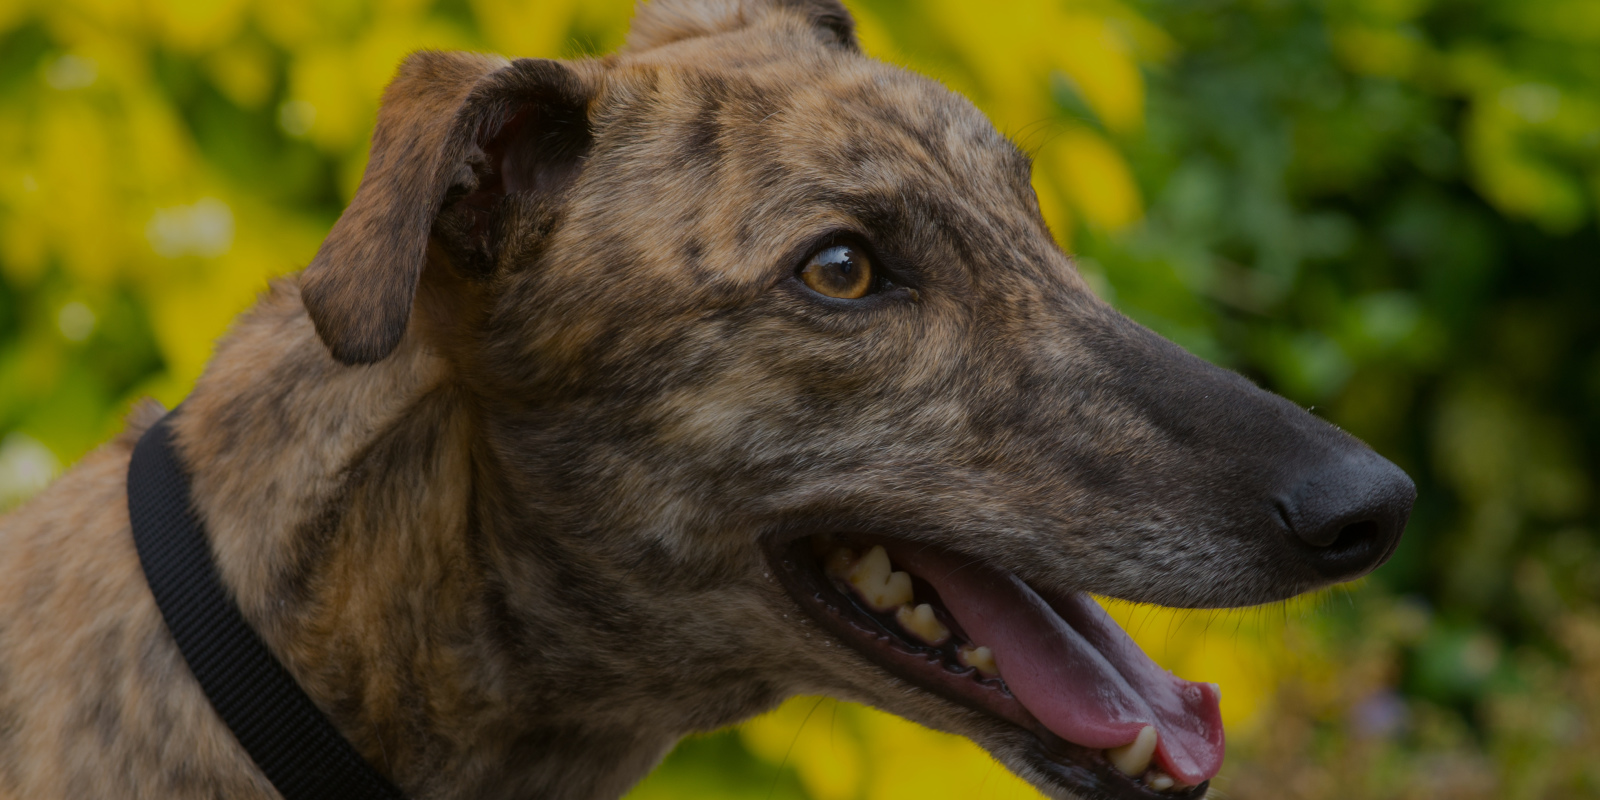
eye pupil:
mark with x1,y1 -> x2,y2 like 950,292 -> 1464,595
799,244 -> 874,299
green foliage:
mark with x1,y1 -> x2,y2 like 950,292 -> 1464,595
1113,0 -> 1600,638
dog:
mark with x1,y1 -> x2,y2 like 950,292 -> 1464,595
0,1 -> 1415,798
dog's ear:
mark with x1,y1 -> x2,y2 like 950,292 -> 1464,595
626,0 -> 857,53
302,51 -> 594,365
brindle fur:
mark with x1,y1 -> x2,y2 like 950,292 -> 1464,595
0,2 -> 1405,798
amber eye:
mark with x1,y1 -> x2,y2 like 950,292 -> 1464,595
798,245 -> 874,300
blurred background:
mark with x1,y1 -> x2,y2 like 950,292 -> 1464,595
2,0 -> 1597,797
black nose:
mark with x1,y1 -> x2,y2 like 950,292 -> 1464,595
1280,448 -> 1415,581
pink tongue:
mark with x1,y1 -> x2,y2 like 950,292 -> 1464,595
886,545 -> 1224,786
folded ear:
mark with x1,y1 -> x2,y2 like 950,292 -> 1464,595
302,51 -> 594,365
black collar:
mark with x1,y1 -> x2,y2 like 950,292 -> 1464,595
128,412 -> 407,800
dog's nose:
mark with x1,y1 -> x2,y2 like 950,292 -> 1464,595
1280,448 -> 1415,581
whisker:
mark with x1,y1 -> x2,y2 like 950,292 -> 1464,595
767,697 -> 826,800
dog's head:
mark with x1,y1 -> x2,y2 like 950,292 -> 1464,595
299,2 -> 1414,797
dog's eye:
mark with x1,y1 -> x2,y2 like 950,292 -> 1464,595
798,245 -> 874,300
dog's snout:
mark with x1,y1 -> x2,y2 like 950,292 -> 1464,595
1280,448 -> 1415,581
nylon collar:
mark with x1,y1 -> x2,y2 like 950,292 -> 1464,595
127,411 -> 408,800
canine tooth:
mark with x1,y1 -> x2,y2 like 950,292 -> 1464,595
847,545 -> 914,610
1148,771 -> 1175,791
824,547 -> 858,579
1107,725 -> 1157,776
958,645 -> 999,676
895,603 -> 950,645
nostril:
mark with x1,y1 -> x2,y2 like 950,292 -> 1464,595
1280,448 -> 1415,580
1272,499 -> 1293,534
1327,519 -> 1379,554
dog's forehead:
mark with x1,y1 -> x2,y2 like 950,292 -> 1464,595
671,50 -> 1028,191
573,43 -> 1039,289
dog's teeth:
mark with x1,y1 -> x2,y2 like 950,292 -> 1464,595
1107,725 -> 1157,776
848,545 -> 890,581
824,547 -> 858,579
846,545 -> 913,611
957,644 -> 999,676
880,572 -> 913,607
895,603 -> 950,645
1148,771 -> 1175,791
847,545 -> 889,585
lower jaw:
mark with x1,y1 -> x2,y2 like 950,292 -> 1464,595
766,534 -> 1209,800
1024,738 -> 1206,800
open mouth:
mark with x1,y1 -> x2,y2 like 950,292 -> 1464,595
768,533 -> 1224,799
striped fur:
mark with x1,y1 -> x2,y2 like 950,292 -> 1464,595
0,2 -> 1385,798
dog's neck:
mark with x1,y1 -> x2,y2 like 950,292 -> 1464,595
168,280 -> 682,800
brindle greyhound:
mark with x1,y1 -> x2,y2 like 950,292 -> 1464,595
0,1 -> 1414,798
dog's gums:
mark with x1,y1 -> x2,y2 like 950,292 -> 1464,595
772,534 -> 1219,799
